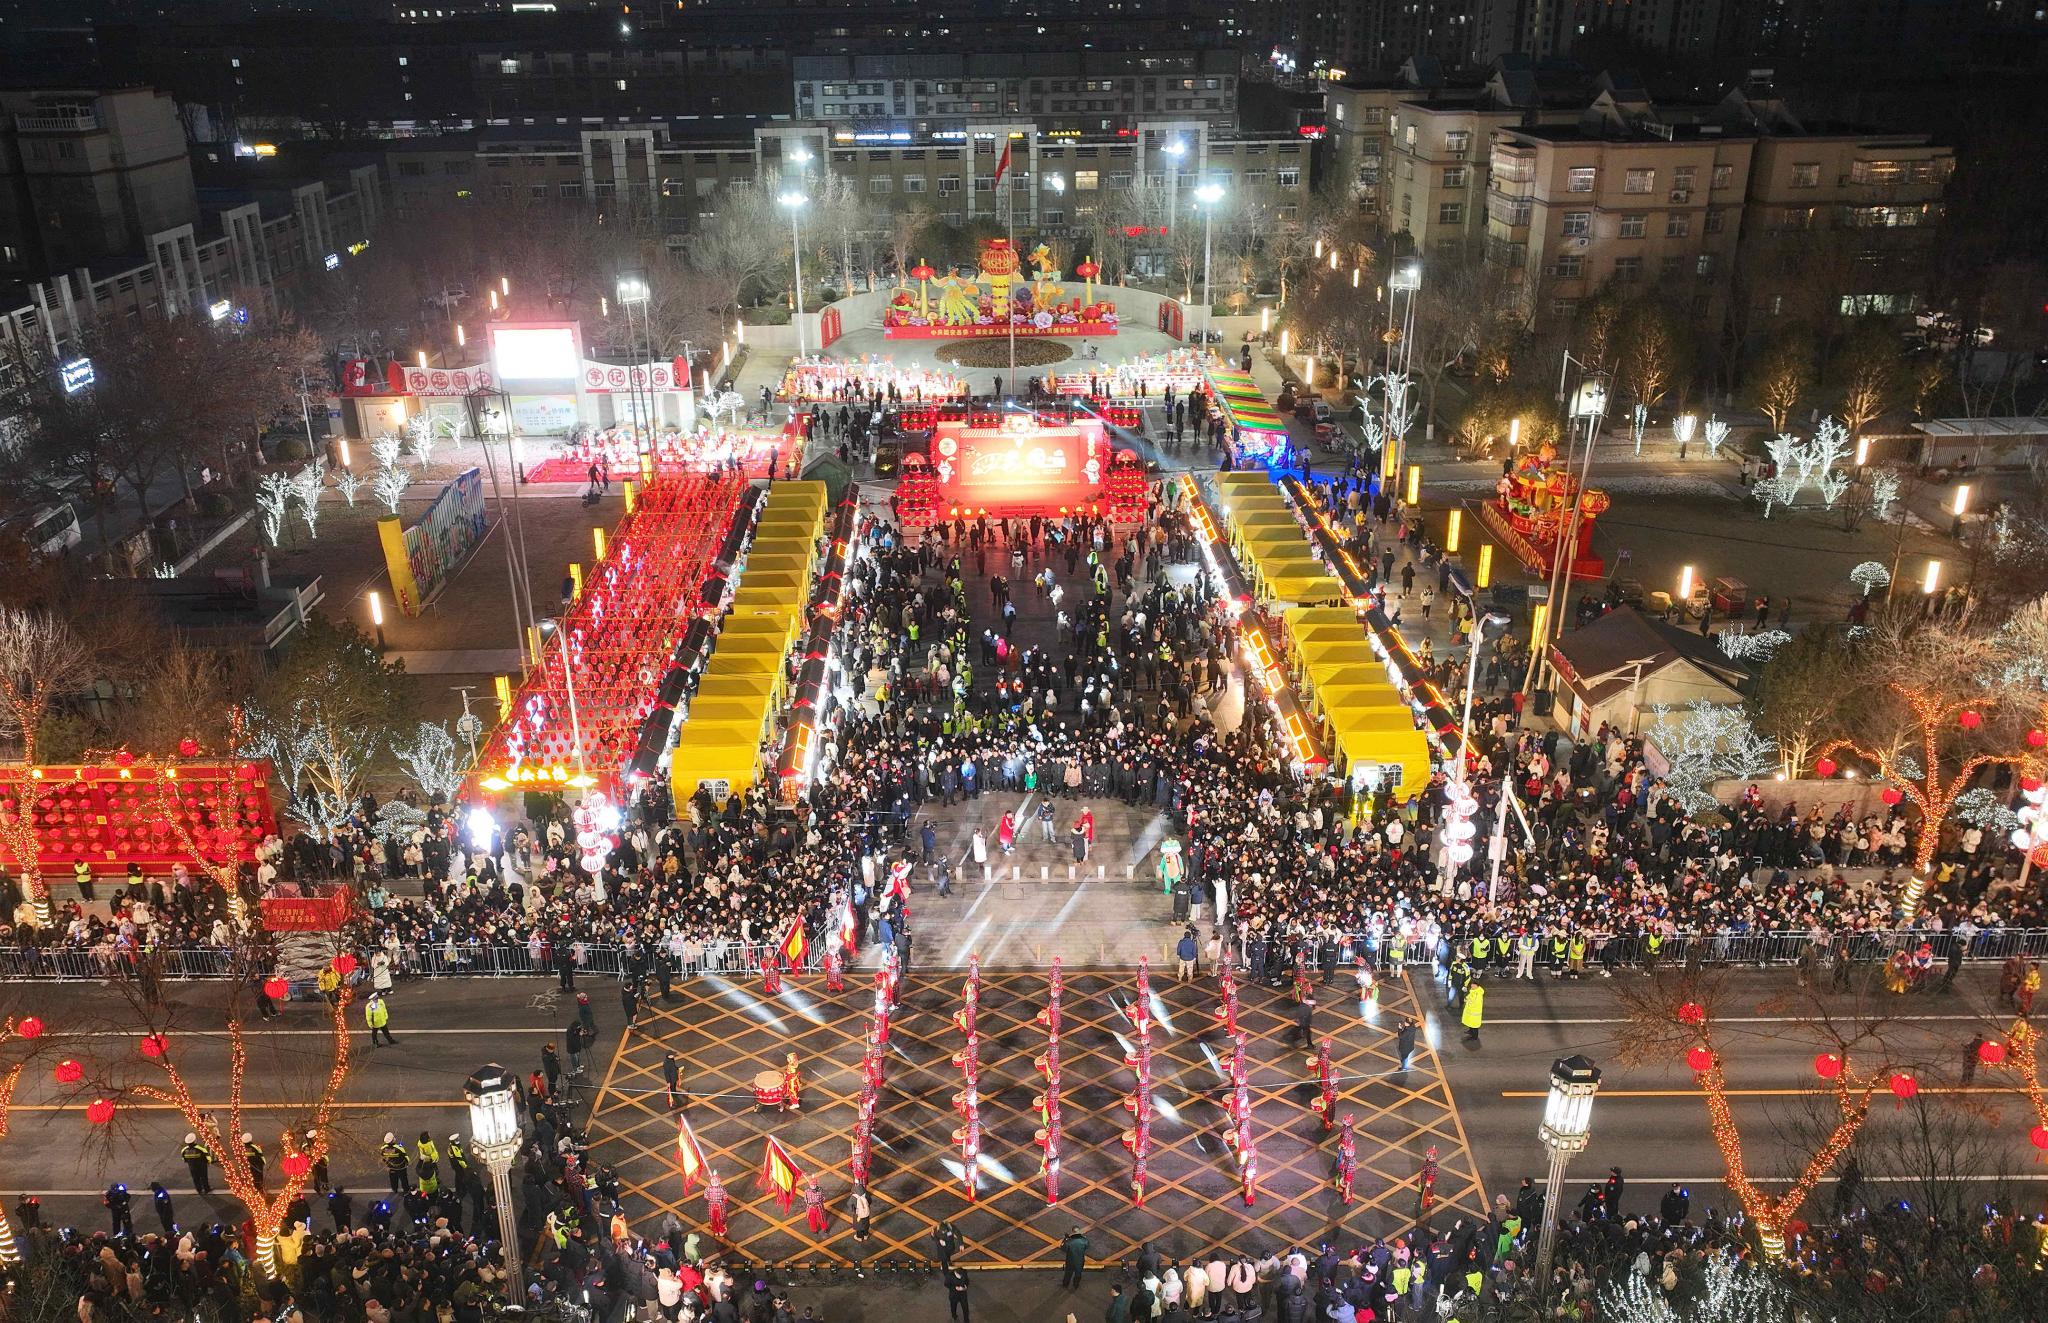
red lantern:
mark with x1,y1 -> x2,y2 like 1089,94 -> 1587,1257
1813,757 -> 1838,779
332,953 -> 358,978
2029,730 -> 2046,749
85,1098 -> 115,1125
1980,1040 -> 2008,1065
2032,1125 -> 2048,1151
1813,1052 -> 1843,1080
1960,709 -> 1983,730
17,1016 -> 44,1040
139,1033 -> 167,1059
1880,787 -> 1904,807
53,1059 -> 81,1084
262,977 -> 289,1002
113,750 -> 134,767
177,738 -> 201,758
1676,1001 -> 1706,1026
1888,1072 -> 1918,1103
2026,777 -> 2045,794
1685,1045 -> 1713,1072
280,1151 -> 312,1179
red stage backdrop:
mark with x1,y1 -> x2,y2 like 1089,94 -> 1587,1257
930,418 -> 1110,516
0,762 -> 277,874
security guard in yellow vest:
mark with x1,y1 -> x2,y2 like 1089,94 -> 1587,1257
1644,931 -> 1665,970
1567,935 -> 1588,977
414,1132 -> 440,1183
72,859 -> 94,902
1470,934 -> 1491,965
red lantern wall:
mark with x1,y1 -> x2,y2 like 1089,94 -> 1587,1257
0,762 -> 276,876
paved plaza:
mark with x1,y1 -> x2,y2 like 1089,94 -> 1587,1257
583,966 -> 1485,1269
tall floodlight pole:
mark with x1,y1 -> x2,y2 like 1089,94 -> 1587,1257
1533,1055 -> 1601,1301
1195,183 -> 1223,349
781,191 -> 808,358
465,1065 -> 525,1306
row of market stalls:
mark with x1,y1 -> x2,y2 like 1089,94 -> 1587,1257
666,482 -> 833,806
1202,471 -> 1436,800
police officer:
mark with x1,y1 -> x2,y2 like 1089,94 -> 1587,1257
449,1135 -> 487,1227
365,992 -> 395,1045
180,1132 -> 213,1194
379,1132 -> 410,1194
242,1132 -> 265,1191
103,1182 -> 132,1237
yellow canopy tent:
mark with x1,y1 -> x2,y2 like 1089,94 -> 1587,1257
692,671 -> 779,702
1331,724 -> 1431,801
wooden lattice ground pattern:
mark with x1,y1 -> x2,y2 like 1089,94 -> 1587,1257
585,967 -> 1485,1269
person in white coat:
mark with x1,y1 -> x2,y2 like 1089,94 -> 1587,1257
971,828 -> 988,869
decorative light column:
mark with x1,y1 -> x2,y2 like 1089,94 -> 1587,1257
465,1065 -> 525,1306
1533,1055 -> 1601,1298
780,191 -> 808,357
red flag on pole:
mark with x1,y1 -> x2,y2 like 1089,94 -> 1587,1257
675,1116 -> 710,1193
837,898 -> 857,953
994,141 -> 1012,185
779,916 -> 809,968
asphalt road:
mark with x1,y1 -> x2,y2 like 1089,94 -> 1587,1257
0,966 -> 2034,1318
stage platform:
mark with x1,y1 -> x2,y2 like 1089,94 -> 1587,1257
585,965 -> 1486,1269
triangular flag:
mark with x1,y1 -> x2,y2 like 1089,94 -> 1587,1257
994,141 -> 1012,185
780,916 -> 809,968
757,1136 -> 804,1211
675,1115 -> 709,1193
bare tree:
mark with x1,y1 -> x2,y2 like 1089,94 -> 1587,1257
1832,327 -> 1903,442
1750,331 -> 1815,432
0,608 -> 96,923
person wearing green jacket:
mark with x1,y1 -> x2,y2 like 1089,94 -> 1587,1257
1462,981 -> 1485,1045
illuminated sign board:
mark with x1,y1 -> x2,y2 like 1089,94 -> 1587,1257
59,358 -> 93,393
489,323 -> 585,392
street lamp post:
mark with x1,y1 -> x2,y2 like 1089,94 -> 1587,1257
616,274 -> 654,449
1523,361 -> 1610,698
465,1065 -> 525,1306
1195,183 -> 1223,348
1386,261 -> 1422,477
1534,1055 -> 1601,1299
1162,137 -> 1187,285
780,191 -> 808,358
1440,612 -> 1507,896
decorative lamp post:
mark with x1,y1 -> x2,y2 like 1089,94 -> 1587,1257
910,262 -> 936,319
780,191 -> 808,357
1533,1055 -> 1601,1298
465,1065 -> 525,1306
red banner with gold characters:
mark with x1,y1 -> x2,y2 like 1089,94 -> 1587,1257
883,321 -> 1117,340
260,890 -> 353,933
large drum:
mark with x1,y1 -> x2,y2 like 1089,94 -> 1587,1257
752,1070 -> 786,1108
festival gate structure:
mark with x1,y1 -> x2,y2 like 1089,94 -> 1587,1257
0,761 -> 278,879
475,469 -> 751,798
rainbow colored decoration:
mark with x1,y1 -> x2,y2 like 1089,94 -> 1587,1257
1204,364 -> 1289,465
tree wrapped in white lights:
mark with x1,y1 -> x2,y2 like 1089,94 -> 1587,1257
1631,402 -> 1650,456
1850,561 -> 1892,597
332,468 -> 366,508
255,473 -> 294,546
1719,629 -> 1791,663
1599,1250 -> 1793,1323
1702,417 -> 1730,458
1672,412 -> 1698,456
291,463 -> 325,540
368,433 -> 404,471
1645,702 -> 1778,814
1755,433 -> 1804,518
371,465 -> 411,514
1868,470 -> 1902,523
394,720 -> 466,803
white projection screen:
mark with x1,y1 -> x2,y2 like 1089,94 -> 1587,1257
489,324 -> 582,390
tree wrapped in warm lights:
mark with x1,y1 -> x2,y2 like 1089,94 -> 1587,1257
1621,973 -> 1908,1262
0,608 -> 97,924
1810,617 -> 2037,917
80,968 -> 355,1279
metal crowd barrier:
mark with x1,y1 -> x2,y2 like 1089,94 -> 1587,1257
0,930 -> 2042,981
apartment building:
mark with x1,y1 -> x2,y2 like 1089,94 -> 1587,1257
1324,57 -> 1583,237
380,117 -> 1316,242
0,160 -> 384,363
0,88 -> 198,292
1483,79 -> 1955,331
790,51 -> 1241,137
